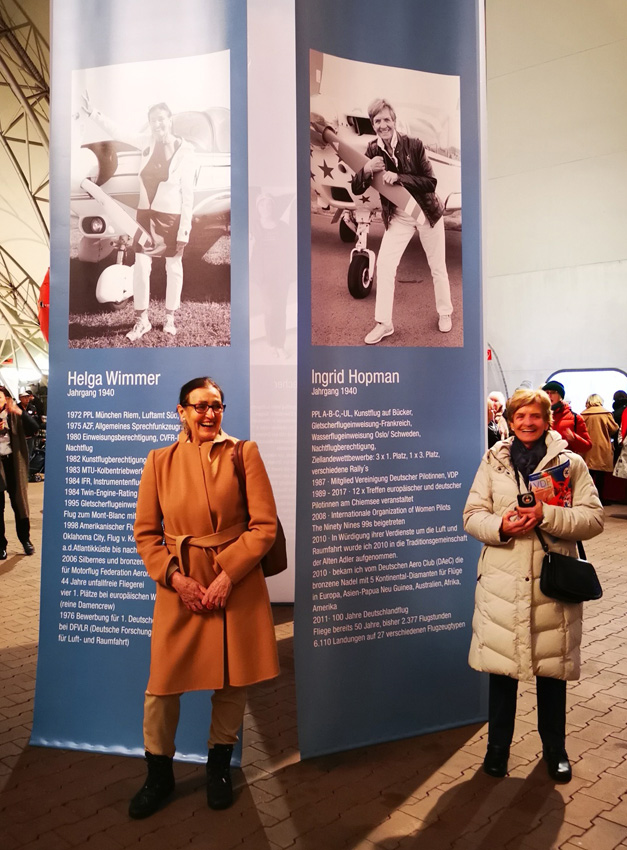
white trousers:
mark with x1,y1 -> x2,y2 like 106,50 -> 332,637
375,211 -> 452,326
133,253 -> 184,313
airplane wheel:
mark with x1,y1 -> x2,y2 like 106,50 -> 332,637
339,217 -> 357,243
347,253 -> 372,299
95,263 -> 134,305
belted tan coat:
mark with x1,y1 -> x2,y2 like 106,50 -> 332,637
134,431 -> 279,695
463,431 -> 604,682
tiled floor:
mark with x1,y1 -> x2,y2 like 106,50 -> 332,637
2,483 -> 627,848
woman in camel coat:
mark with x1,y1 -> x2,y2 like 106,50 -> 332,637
130,376 -> 279,819
580,394 -> 619,500
464,388 -> 604,784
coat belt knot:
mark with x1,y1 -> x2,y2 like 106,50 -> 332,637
165,523 -> 248,577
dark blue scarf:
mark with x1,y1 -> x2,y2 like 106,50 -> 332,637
510,434 -> 548,485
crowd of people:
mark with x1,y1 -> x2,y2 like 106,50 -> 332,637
487,381 -> 627,500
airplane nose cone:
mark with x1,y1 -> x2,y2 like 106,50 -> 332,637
71,147 -> 99,192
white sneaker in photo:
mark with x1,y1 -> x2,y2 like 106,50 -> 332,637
126,316 -> 152,341
438,314 -> 452,333
364,322 -> 394,345
163,315 -> 177,336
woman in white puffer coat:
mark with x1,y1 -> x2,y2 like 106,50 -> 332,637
464,388 -> 604,783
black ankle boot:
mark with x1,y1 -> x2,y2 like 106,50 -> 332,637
206,744 -> 234,809
543,747 -> 572,783
483,744 -> 510,778
128,751 -> 175,819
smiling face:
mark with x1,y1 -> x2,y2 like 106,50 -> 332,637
148,107 -> 173,142
510,402 -> 549,448
372,107 -> 396,145
177,385 -> 224,444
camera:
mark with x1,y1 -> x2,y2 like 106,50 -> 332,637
517,492 -> 536,508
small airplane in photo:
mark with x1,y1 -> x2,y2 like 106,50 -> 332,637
70,107 -> 231,306
310,57 -> 461,300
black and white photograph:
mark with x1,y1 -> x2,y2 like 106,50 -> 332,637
69,51 -> 231,348
310,50 -> 462,347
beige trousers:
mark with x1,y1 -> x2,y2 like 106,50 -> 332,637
143,685 -> 247,757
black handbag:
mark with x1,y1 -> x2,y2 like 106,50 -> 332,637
536,529 -> 602,604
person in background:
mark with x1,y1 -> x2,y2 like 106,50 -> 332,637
24,388 -> 45,421
542,381 -> 592,457
18,390 -> 41,423
487,391 -> 509,447
18,390 -> 42,464
130,376 -> 279,819
579,394 -> 619,502
464,388 -> 604,783
0,386 -> 38,558
612,391 -> 627,438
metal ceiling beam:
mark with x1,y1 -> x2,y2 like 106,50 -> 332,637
0,0 -> 49,382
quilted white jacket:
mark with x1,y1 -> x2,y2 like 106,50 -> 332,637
463,431 -> 604,682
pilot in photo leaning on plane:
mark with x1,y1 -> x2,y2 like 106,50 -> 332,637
352,98 -> 454,345
82,92 -> 195,342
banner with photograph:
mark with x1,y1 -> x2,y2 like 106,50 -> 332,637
294,0 -> 487,756
32,0 -> 250,759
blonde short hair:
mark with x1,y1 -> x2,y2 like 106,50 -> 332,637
506,388 -> 553,426
586,393 -> 604,408
488,391 -> 506,413
368,98 -> 396,123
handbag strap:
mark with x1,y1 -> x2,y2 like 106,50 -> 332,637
231,440 -> 250,518
534,526 -> 549,552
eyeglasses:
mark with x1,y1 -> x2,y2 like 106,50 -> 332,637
184,402 -> 225,414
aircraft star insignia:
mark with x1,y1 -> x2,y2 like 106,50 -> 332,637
319,159 -> 334,179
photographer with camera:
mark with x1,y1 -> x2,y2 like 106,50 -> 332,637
463,388 -> 604,783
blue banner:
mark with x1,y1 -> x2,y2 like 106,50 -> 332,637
294,0 -> 487,757
34,0 -> 486,764
32,0 -> 249,760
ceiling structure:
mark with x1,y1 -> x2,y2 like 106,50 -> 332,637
0,0 -> 49,392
